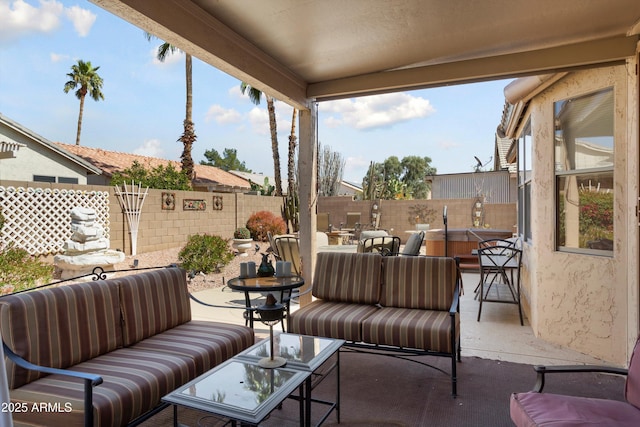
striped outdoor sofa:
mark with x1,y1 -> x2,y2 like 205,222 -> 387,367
0,267 -> 254,427
289,252 -> 461,396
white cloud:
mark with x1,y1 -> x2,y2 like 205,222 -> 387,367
0,0 -> 63,42
320,93 -> 435,130
248,106 -> 269,135
50,52 -> 68,62
64,5 -> 95,37
133,139 -> 164,158
150,47 -> 183,66
205,104 -> 242,124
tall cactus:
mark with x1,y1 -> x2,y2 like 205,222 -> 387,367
283,192 -> 300,233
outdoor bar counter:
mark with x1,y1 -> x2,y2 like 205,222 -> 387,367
425,228 -> 513,256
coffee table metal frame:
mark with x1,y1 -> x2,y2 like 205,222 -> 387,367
162,333 -> 343,427
237,332 -> 345,426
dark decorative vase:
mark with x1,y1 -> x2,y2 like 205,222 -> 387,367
257,253 -> 275,277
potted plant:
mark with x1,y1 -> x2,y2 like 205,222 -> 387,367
232,227 -> 253,256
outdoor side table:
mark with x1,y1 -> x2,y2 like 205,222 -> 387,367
227,275 -> 304,329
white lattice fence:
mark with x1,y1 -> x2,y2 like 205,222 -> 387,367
0,186 -> 110,256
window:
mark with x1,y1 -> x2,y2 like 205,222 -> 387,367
58,177 -> 79,184
517,120 -> 532,241
554,88 -> 614,255
33,175 -> 55,183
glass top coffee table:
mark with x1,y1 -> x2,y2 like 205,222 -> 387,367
163,358 -> 307,426
163,333 -> 344,426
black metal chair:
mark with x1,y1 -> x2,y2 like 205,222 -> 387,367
477,240 -> 524,325
357,235 -> 401,256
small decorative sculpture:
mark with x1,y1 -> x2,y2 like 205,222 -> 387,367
257,252 -> 275,277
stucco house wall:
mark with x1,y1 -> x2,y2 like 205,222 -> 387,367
522,63 -> 639,365
0,114 -> 99,184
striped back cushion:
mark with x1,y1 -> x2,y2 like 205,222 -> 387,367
118,268 -> 192,346
312,252 -> 382,304
381,256 -> 457,310
0,280 -> 122,389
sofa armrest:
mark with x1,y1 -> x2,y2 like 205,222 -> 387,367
3,342 -> 102,427
532,364 -> 628,392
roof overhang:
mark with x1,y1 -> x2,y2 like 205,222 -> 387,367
91,0 -> 640,109
0,141 -> 26,159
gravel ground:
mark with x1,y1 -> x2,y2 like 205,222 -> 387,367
113,241 -> 272,294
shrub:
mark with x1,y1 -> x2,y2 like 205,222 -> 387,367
178,234 -> 235,274
246,211 -> 286,242
0,245 -> 54,294
111,160 -> 192,190
233,227 -> 251,239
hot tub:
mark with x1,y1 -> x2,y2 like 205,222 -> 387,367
425,228 -> 514,257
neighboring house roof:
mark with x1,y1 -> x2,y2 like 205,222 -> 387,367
341,180 -> 362,192
55,143 -> 250,190
228,170 -> 288,194
0,113 -> 102,174
494,135 -> 517,173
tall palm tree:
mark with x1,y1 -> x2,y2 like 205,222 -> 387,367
240,82 -> 283,196
63,60 -> 104,145
287,108 -> 298,197
145,33 -> 195,182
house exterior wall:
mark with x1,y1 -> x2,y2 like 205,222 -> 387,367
0,124 -> 89,184
524,63 -> 639,364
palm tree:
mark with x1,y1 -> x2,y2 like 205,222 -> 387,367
287,108 -> 298,197
63,60 -> 104,145
240,82 -> 283,196
145,33 -> 195,182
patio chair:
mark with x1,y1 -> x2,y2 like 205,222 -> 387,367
317,212 -> 331,232
510,334 -> 640,426
267,231 -> 280,260
477,241 -> 524,325
357,235 -> 401,256
274,236 -> 302,276
401,230 -> 425,256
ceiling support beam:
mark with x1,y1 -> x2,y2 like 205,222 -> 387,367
92,0 -> 309,108
308,35 -> 639,101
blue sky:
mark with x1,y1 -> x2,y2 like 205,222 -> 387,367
0,0 -> 512,183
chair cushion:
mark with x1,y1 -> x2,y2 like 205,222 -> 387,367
10,347 -> 195,427
0,280 -> 122,389
117,268 -> 192,346
130,320 -> 254,374
626,335 -> 640,409
402,231 -> 423,255
359,230 -> 388,241
510,391 -> 640,427
361,307 -> 459,353
312,252 -> 382,304
381,256 -> 457,310
288,300 -> 380,342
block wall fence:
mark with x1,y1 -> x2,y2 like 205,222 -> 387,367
0,180 -> 516,258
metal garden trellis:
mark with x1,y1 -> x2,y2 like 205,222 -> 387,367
114,181 -> 149,256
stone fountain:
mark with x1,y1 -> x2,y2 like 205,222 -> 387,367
54,206 -> 125,280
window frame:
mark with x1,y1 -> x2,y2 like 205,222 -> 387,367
553,87 -> 614,256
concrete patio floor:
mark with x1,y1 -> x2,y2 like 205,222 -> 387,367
190,271 -> 605,367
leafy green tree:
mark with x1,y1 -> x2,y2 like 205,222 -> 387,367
146,33 -> 196,183
63,59 -> 104,145
362,156 -> 436,200
111,161 -> 191,190
201,148 -> 251,172
240,82 -> 283,196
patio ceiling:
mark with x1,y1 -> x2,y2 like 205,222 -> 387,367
91,0 -> 640,108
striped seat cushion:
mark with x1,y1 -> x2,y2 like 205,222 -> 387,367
117,267 -> 192,346
312,252 -> 382,304
9,347 -> 195,427
288,300 -> 380,342
130,320 -> 255,374
0,280 -> 122,389
361,307 -> 460,353
381,256 -> 457,310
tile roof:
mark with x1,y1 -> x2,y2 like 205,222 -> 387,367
55,143 -> 250,189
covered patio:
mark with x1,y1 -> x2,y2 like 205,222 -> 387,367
91,0 -> 640,363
